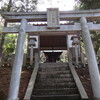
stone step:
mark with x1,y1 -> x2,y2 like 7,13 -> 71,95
39,67 -> 69,72
38,70 -> 71,75
31,94 -> 80,100
31,63 -> 81,100
37,74 -> 72,79
39,63 -> 68,67
34,83 -> 76,89
39,65 -> 68,68
33,88 -> 78,95
36,78 -> 74,83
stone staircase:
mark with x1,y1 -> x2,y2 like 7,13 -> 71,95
31,63 -> 82,100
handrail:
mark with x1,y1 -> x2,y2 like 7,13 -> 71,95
68,62 -> 88,99
24,64 -> 39,100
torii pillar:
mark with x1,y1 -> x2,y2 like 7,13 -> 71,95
80,17 -> 100,100
7,18 -> 27,100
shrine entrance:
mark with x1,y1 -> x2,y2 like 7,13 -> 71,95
1,8 -> 100,100
40,35 -> 67,62
44,51 -> 62,62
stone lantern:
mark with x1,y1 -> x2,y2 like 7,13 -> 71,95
28,37 -> 37,66
71,36 -> 80,66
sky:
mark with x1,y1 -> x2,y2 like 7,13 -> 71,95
37,0 -> 75,11
0,0 -> 75,11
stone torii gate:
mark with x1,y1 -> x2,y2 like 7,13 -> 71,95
1,8 -> 100,100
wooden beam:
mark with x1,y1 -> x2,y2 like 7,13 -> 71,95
2,22 -> 100,33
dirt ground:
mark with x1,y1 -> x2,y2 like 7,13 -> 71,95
0,65 -> 98,100
0,67 -> 32,100
75,67 -> 94,100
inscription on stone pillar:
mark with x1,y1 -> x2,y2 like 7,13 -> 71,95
47,8 -> 60,29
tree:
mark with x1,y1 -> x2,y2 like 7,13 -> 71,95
2,34 -> 17,62
0,0 -> 38,66
75,0 -> 100,10
91,31 -> 100,54
75,0 -> 100,54
0,0 -> 37,12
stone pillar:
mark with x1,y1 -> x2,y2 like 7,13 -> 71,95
28,37 -> 37,66
81,53 -> 86,67
7,19 -> 27,100
75,44 -> 79,65
80,17 -> 100,100
67,35 -> 69,62
35,50 -> 40,66
67,35 -> 73,62
30,46 -> 34,66
71,36 -> 80,66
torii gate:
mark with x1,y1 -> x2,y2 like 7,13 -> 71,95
1,8 -> 100,100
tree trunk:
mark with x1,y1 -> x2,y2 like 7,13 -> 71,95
7,0 -> 12,11
0,22 -> 7,67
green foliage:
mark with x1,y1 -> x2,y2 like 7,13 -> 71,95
0,0 -> 38,12
91,31 -> 100,54
0,0 -> 37,64
75,0 -> 100,10
0,26 -> 3,43
3,34 -> 17,54
75,0 -> 100,54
